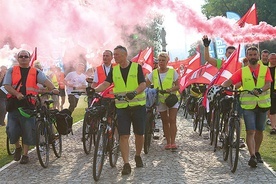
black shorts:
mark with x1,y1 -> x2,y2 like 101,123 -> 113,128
59,88 -> 66,97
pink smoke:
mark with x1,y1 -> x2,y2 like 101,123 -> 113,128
1,0 -> 276,68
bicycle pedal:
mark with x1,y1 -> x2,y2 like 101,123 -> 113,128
153,129 -> 159,132
153,136 -> 159,140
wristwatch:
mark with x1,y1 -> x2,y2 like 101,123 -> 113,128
133,91 -> 137,96
257,88 -> 263,94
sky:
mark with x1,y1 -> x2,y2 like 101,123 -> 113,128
163,0 -> 204,60
0,0 -> 276,68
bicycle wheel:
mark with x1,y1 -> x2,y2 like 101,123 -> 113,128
36,120 -> 50,168
109,115 -> 120,167
52,125 -> 62,158
82,112 -> 93,154
198,106 -> 205,136
6,136 -> 16,155
229,117 -> 240,173
144,112 -> 154,154
178,93 -> 184,111
93,125 -> 107,181
213,108 -> 221,152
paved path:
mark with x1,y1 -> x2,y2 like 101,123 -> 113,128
0,112 -> 276,184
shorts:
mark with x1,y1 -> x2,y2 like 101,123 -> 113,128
270,97 -> 276,115
116,105 -> 146,135
157,102 -> 179,112
243,108 -> 267,131
59,88 -> 66,97
6,110 -> 36,145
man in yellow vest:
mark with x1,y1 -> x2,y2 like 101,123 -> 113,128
92,45 -> 146,175
268,53 -> 276,134
222,46 -> 272,168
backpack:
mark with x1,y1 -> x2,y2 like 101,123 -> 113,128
56,109 -> 73,135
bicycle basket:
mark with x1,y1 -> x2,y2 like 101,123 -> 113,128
56,109 -> 73,135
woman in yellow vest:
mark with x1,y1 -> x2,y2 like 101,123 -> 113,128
222,46 -> 272,168
92,45 -> 146,175
146,52 -> 180,151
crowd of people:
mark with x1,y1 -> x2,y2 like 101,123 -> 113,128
0,39 -> 275,175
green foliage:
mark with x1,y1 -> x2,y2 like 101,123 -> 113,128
122,14 -> 164,58
202,0 -> 276,26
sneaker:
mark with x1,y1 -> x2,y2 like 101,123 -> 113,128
239,138 -> 246,148
20,155 -> 29,164
266,119 -> 271,125
135,155 -> 143,167
14,146 -> 22,161
122,163 -> 131,175
270,128 -> 276,135
248,156 -> 257,168
255,152 -> 263,163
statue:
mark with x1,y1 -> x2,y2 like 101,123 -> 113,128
161,27 -> 166,44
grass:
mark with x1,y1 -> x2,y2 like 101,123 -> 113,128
0,96 -> 87,168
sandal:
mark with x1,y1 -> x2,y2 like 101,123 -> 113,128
165,144 -> 171,150
270,128 -> 276,135
171,144 -> 178,150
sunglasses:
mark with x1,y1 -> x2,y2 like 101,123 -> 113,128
18,55 -> 30,59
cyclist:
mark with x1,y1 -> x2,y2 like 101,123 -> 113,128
3,50 -> 59,164
221,46 -> 272,168
91,45 -> 146,175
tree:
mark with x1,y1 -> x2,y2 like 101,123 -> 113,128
202,0 -> 276,26
122,14 -> 164,58
202,0 -> 276,52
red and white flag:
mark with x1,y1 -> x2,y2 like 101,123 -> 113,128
179,64 -> 218,92
237,3 -> 258,27
132,47 -> 154,74
202,45 -> 241,109
29,47 -> 37,67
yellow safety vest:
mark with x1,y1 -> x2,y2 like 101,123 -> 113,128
240,65 -> 271,109
153,68 -> 175,103
112,62 -> 146,108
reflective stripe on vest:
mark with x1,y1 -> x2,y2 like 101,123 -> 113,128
112,62 -> 146,108
152,68 -> 175,103
7,66 -> 39,104
240,65 -> 271,109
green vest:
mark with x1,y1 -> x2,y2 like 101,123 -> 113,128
112,62 -> 146,108
153,68 -> 175,103
240,65 -> 271,109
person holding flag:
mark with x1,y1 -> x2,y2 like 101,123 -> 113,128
202,35 -> 247,148
221,46 -> 272,168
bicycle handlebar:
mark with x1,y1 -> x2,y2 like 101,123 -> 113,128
222,87 -> 259,98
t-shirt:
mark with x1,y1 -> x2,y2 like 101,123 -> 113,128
105,62 -> 145,84
65,71 -> 87,97
230,64 -> 272,85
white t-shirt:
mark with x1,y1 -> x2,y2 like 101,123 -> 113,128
93,64 -> 112,83
65,71 -> 87,97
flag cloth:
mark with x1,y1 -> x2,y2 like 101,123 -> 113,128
179,64 -> 218,92
202,45 -> 241,109
237,3 -> 258,27
168,52 -> 200,73
132,47 -> 154,75
29,47 -> 37,67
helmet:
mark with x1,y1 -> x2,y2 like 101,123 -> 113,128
190,86 -> 201,98
207,85 -> 222,102
18,107 -> 35,118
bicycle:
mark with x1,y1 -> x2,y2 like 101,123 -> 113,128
93,92 -> 119,181
6,136 -> 16,155
144,87 -> 159,154
193,97 -> 207,136
221,88 -> 256,173
19,92 -> 63,168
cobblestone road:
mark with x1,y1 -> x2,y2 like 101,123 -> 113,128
0,112 -> 275,184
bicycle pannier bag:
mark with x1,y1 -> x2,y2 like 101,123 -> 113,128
56,109 -> 73,135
